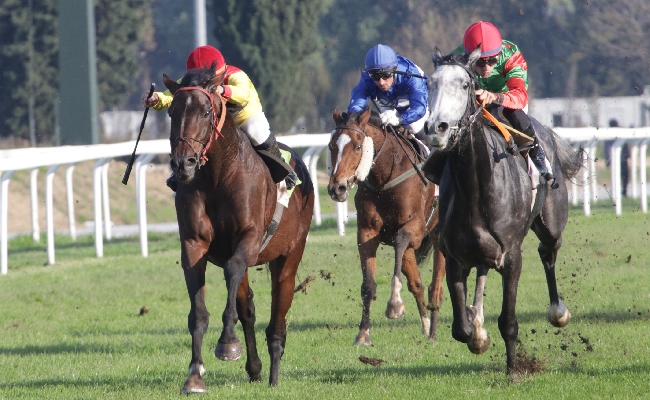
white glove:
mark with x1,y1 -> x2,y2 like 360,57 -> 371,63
380,109 -> 401,126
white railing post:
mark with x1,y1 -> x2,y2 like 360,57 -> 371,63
1,171 -> 15,275
135,154 -> 155,257
101,162 -> 112,240
29,168 -> 40,242
309,146 -> 325,226
612,139 -> 625,215
590,141 -> 598,202
639,139 -> 650,214
630,140 -> 639,198
336,201 -> 346,236
93,158 -> 111,258
45,164 -> 61,265
65,163 -> 77,241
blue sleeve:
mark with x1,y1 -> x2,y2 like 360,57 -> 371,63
398,76 -> 428,125
348,72 -> 375,113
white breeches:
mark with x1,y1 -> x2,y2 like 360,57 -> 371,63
239,112 -> 272,146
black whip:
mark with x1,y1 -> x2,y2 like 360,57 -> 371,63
122,83 -> 155,185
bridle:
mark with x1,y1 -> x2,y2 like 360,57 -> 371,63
430,57 -> 483,146
171,86 -> 227,166
333,122 -> 388,170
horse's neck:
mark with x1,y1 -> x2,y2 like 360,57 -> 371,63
449,123 -> 494,193
206,117 -> 250,175
367,126 -> 410,184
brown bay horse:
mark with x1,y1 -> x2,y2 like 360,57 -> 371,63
327,108 -> 446,345
162,67 -> 314,391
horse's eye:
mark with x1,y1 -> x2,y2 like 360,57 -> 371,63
356,144 -> 362,151
329,144 -> 337,152
204,109 -> 211,117
462,82 -> 470,90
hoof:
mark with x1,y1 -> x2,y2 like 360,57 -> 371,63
353,329 -> 373,346
215,339 -> 242,361
467,328 -> 490,354
181,374 -> 208,394
385,301 -> 405,319
249,374 -> 262,383
548,303 -> 571,328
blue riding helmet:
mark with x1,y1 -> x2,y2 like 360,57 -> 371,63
365,44 -> 398,72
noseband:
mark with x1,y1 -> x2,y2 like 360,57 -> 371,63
172,86 -> 227,166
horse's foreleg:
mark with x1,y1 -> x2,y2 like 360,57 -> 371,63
539,237 -> 571,327
467,265 -> 490,354
498,249 -> 522,379
446,258 -> 472,344
214,252 -> 252,361
355,233 -> 379,346
181,252 -> 210,394
386,228 -> 410,320
236,270 -> 262,382
427,220 -> 446,341
266,254 -> 299,387
401,246 -> 429,336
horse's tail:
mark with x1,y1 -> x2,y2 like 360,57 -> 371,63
415,229 -> 436,266
549,128 -> 585,181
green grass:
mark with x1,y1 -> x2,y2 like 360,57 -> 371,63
1,204 -> 650,399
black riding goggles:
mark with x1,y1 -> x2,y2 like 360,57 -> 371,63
369,70 -> 394,81
475,56 -> 499,68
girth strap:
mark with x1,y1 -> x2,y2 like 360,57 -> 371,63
259,201 -> 284,253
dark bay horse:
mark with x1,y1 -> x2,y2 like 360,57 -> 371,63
162,67 -> 314,391
327,108 -> 447,344
423,48 -> 583,378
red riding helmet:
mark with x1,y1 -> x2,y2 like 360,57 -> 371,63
186,45 -> 227,75
463,21 -> 502,57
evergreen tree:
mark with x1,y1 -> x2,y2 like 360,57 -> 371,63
212,0 -> 323,133
0,0 -> 57,142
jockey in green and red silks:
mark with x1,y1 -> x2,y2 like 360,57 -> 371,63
451,21 -> 556,185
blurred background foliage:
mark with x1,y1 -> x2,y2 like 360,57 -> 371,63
1,0 -> 648,142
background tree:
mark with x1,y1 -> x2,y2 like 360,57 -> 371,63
212,0 -> 323,133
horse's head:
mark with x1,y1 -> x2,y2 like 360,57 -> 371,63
326,108 -> 376,202
163,66 -> 226,183
424,46 -> 482,149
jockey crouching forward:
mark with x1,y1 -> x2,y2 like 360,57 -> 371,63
452,21 -> 555,185
348,44 -> 429,137
142,45 -> 298,191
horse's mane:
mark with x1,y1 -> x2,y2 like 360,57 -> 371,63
179,61 -> 217,87
443,52 -> 469,65
344,108 -> 383,129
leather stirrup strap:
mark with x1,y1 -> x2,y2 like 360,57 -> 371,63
479,100 -> 534,142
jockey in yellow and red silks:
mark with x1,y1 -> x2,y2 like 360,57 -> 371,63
451,21 -> 555,184
143,46 -> 297,191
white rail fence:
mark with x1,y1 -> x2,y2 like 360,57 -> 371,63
1,128 -> 649,275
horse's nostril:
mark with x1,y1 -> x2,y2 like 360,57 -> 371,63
436,122 -> 449,133
187,157 -> 197,165
337,184 -> 347,194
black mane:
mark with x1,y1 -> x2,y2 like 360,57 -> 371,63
180,62 -> 217,87
345,108 -> 383,128
443,52 -> 469,65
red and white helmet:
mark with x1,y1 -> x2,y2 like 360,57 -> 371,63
186,45 -> 227,75
463,21 -> 502,58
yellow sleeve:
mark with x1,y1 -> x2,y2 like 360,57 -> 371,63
224,70 -> 254,107
151,77 -> 182,111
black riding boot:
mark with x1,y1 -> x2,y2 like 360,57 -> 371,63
254,136 -> 298,190
525,126 -> 559,189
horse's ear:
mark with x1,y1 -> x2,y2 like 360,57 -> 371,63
431,47 -> 443,65
359,107 -> 371,125
163,74 -> 180,94
333,108 -> 343,125
468,44 -> 482,67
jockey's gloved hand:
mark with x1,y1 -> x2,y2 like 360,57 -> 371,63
142,92 -> 159,107
506,137 -> 518,155
380,109 -> 401,127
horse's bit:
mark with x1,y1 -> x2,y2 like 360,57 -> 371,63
172,86 -> 227,166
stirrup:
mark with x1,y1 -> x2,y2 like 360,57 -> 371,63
285,170 -> 298,190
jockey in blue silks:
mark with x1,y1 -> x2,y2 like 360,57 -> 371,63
348,44 -> 429,134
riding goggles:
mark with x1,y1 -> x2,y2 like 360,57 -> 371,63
369,70 -> 394,81
475,56 -> 499,68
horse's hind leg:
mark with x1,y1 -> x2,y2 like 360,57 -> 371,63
181,254 -> 209,394
467,265 -> 490,354
236,270 -> 262,382
266,253 -> 300,387
400,245 -> 430,337
427,218 -> 446,341
386,229 -> 409,320
355,232 -> 379,346
539,237 -> 571,327
498,248 -> 523,379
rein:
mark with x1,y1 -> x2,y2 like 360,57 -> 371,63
173,86 -> 227,166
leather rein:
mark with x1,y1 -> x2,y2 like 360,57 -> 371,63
172,86 -> 227,166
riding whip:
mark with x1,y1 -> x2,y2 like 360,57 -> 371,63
122,83 -> 155,185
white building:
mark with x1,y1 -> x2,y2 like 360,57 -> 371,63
529,86 -> 650,128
